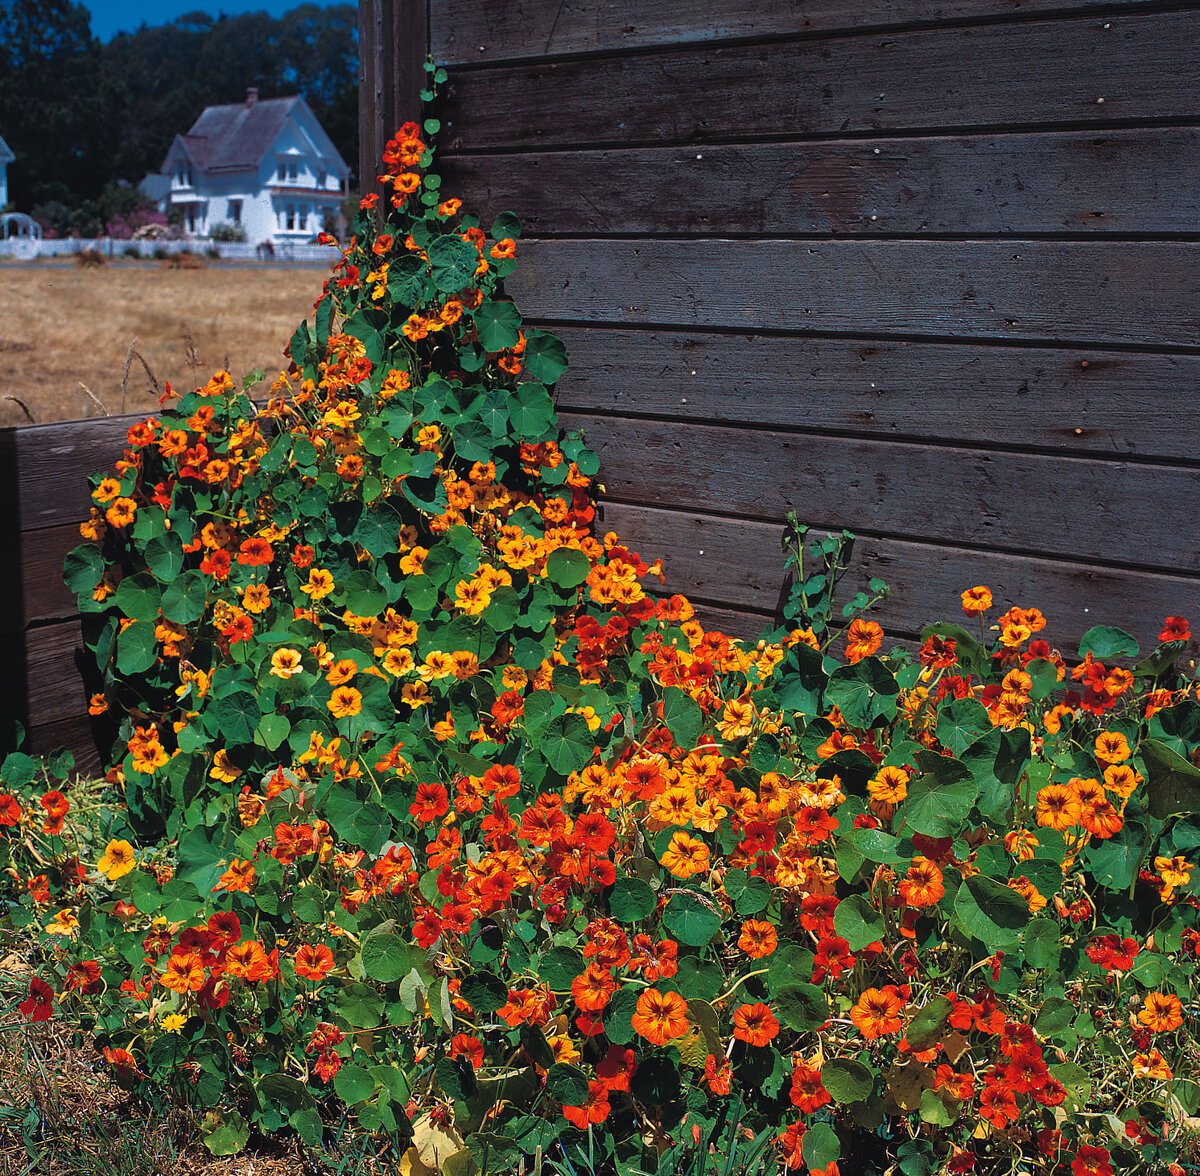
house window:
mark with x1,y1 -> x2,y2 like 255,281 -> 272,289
228,199 -> 242,224
317,169 -> 326,189
186,205 -> 203,234
176,164 -> 193,187
285,204 -> 296,231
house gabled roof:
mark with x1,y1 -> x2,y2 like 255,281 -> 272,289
0,134 -> 14,165
161,94 -> 349,176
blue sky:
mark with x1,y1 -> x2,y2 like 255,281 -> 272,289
90,1 -> 350,42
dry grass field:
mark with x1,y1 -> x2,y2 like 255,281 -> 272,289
0,258 -> 330,427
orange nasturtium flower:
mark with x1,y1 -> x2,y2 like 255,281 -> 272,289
97,838 -> 136,881
737,919 -> 778,959
850,986 -> 905,1039
960,585 -> 993,616
659,831 -> 711,879
570,964 -> 616,1012
1093,731 -> 1131,765
1138,991 -> 1184,1033
160,949 -> 206,993
270,648 -> 304,679
327,686 -> 363,718
733,1002 -> 780,1047
631,988 -> 689,1045
212,859 -> 256,893
868,765 -> 909,805
1036,784 -> 1082,831
897,857 -> 945,908
845,619 -> 884,664
300,568 -> 335,599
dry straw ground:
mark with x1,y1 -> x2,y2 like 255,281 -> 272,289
0,258 -> 329,427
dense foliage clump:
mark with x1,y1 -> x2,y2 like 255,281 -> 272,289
1,105 -> 1199,1176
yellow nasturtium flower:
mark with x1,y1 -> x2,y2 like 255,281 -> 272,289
98,838 -> 137,881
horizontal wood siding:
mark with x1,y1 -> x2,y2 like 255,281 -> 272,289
432,0 -> 1200,656
432,0 -> 1164,63
440,12 -> 1200,150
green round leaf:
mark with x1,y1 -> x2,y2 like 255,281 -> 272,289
115,572 -> 161,621
116,619 -> 158,674
460,970 -> 508,1015
801,1122 -> 840,1170
427,233 -> 479,292
546,546 -> 590,590
540,946 -> 585,992
774,982 -> 829,1031
334,1064 -> 377,1106
145,531 -> 184,581
474,299 -> 522,352
1078,625 -> 1140,659
361,932 -> 412,983
541,712 -> 593,774
662,686 -> 702,751
160,570 -> 209,624
953,873 -> 1029,947
832,894 -> 885,950
609,876 -> 656,923
490,211 -> 522,240
522,330 -> 568,385
662,890 -> 722,947
823,1058 -> 874,1104
63,543 -> 104,594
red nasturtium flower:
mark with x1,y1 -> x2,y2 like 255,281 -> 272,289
294,943 -> 335,982
789,1062 -> 831,1112
850,986 -> 905,1039
562,1079 -> 611,1128
1159,615 -> 1190,642
732,1002 -> 779,1047
19,978 -> 55,1022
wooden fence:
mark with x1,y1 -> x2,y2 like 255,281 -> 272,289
425,0 -> 1200,638
4,0 -> 1199,768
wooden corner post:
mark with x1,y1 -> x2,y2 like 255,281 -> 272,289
358,0 -> 430,191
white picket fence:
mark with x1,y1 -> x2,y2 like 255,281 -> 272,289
0,236 -> 340,263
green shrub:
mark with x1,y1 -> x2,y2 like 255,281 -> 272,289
1,105 -> 1197,1176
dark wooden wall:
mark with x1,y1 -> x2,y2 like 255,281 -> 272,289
422,0 -> 1200,644
0,419 -> 132,770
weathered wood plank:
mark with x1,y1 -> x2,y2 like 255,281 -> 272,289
443,128 -> 1200,235
508,239 -> 1200,348
441,12 -> 1200,150
2,415 -> 137,533
601,502 -> 1200,650
432,0 -> 1162,64
22,523 -> 84,629
360,0 -> 428,193
27,714 -> 107,776
20,619 -> 98,729
565,413 -> 1200,572
550,327 -> 1200,462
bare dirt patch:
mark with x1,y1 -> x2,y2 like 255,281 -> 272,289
0,259 -> 328,427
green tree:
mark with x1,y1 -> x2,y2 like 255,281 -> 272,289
0,0 -> 108,208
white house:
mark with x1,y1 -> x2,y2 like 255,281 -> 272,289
0,133 -> 14,208
159,89 -> 350,247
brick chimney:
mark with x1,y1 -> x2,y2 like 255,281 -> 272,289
245,87 -> 259,107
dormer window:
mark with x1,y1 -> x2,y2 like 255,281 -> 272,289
176,163 -> 193,187
277,157 -> 298,183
